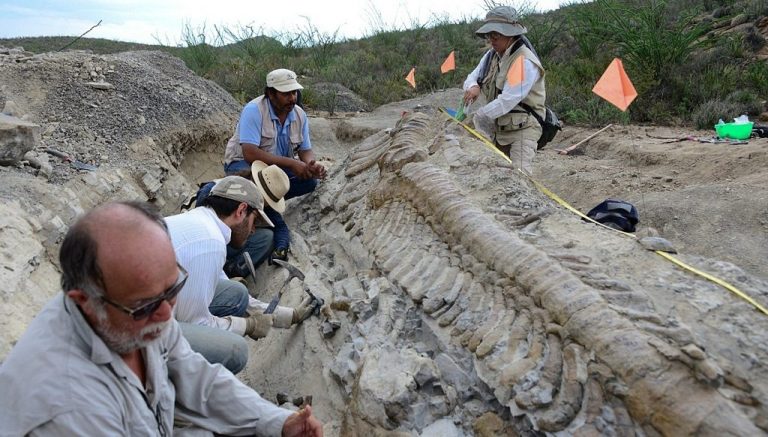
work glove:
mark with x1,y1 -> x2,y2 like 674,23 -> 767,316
291,295 -> 323,325
244,313 -> 273,340
268,247 -> 289,266
471,107 -> 494,140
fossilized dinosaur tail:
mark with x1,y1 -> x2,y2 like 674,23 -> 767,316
334,110 -> 765,435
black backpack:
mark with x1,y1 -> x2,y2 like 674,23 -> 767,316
519,103 -> 562,149
585,199 -> 639,232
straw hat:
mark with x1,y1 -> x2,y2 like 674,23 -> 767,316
251,160 -> 289,213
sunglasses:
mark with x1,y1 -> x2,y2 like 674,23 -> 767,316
100,264 -> 188,320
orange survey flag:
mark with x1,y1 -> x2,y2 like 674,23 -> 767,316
592,58 -> 637,111
441,51 -> 455,73
405,67 -> 416,88
506,56 -> 525,87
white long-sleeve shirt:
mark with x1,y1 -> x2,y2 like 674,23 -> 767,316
463,50 -> 541,120
166,207 -> 238,331
166,207 -> 294,334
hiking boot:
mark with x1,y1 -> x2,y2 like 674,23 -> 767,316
224,255 -> 249,279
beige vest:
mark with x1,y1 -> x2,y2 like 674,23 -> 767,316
480,43 -> 546,146
224,95 -> 306,165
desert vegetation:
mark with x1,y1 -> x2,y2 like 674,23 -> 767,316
2,0 -> 766,127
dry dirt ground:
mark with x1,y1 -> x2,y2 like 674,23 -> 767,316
326,89 -> 768,283
3,46 -> 768,433
534,125 -> 768,282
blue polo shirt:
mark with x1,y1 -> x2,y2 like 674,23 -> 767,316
238,99 -> 311,158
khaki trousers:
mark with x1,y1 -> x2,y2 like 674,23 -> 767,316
495,125 -> 540,175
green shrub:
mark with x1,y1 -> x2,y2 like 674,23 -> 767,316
745,61 -> 768,95
21,0 -> 765,128
525,12 -> 568,60
692,100 -> 743,128
747,0 -> 768,18
572,0 -> 705,83
691,88 -> 763,128
178,22 -> 221,78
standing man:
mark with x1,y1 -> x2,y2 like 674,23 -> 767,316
166,176 -> 317,374
0,201 -> 322,436
463,6 -> 547,174
224,68 -> 326,261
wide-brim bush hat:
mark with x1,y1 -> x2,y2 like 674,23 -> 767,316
475,6 -> 528,37
251,160 -> 289,213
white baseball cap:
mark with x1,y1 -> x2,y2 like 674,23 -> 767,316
266,68 -> 303,93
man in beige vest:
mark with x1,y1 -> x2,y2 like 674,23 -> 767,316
224,68 -> 326,185
463,6 -> 547,174
223,68 -> 326,262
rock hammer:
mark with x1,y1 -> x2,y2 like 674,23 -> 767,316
266,259 -> 323,318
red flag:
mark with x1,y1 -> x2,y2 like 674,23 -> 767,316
440,51 -> 455,74
405,67 -> 416,88
592,58 -> 637,111
506,56 -> 525,87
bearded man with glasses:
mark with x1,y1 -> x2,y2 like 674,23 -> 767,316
0,201 -> 323,436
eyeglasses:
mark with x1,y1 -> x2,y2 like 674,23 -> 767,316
485,32 -> 504,41
245,206 -> 260,229
100,264 -> 188,320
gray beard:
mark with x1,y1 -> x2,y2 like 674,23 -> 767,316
89,301 -> 169,354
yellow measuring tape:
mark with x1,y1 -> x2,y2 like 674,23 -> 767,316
655,251 -> 768,315
439,108 -> 768,316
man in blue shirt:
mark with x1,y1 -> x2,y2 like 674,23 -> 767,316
223,68 -> 326,262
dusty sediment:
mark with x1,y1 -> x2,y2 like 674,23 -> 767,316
310,110 -> 767,435
2,48 -> 767,435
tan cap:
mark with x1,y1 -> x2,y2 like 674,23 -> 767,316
266,68 -> 303,93
209,176 -> 274,227
251,160 -> 290,213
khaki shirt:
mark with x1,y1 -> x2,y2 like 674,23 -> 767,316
0,294 -> 291,436
480,44 -> 546,146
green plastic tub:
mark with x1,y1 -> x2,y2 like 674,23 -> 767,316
715,122 -> 753,140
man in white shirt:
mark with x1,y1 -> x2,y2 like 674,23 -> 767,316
166,176 -> 315,373
0,201 -> 323,436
